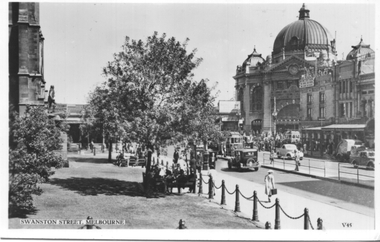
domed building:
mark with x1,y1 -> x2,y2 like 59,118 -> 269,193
272,4 -> 336,64
232,3 -> 375,156
234,3 -> 337,135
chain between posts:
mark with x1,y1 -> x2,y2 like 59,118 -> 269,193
308,214 -> 315,230
225,186 -> 236,195
238,190 -> 254,200
201,176 -> 209,184
279,204 -> 304,220
257,198 -> 276,209
213,183 -> 222,190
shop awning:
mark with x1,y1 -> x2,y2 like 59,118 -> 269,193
321,124 -> 366,131
303,127 -> 322,131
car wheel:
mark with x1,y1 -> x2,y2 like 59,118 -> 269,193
254,167 -> 259,171
367,162 -> 374,170
286,154 -> 292,160
352,160 -> 358,168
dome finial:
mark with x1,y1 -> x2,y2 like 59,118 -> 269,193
299,3 -> 310,20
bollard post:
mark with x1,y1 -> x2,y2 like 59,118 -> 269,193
338,163 -> 340,181
208,174 -> 214,199
304,208 -> 309,230
317,218 -> 323,230
221,180 -> 226,205
178,219 -> 187,229
283,157 -> 285,169
93,147 -> 96,156
274,198 -> 280,229
252,191 -> 258,221
265,221 -> 271,229
199,172 -> 203,195
357,167 -> 359,184
235,185 -> 241,212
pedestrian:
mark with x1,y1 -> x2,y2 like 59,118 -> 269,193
91,140 -> 96,156
264,170 -> 276,202
90,140 -> 94,151
48,85 -> 55,113
173,148 -> 179,164
294,150 -> 300,171
270,149 -> 275,164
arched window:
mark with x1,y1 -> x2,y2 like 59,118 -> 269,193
252,86 -> 263,111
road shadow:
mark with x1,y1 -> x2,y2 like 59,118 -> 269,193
68,156 -> 111,164
220,168 -> 256,173
278,179 -> 374,208
49,177 -> 144,197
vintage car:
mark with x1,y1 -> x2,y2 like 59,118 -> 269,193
276,144 -> 304,160
335,139 -> 364,162
350,150 -> 375,170
227,148 -> 260,171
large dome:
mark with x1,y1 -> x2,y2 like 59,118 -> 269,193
273,4 -> 333,56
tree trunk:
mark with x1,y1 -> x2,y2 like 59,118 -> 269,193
144,143 -> 154,197
108,141 -> 112,162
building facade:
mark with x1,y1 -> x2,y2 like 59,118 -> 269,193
9,2 -> 47,115
233,4 -> 375,154
234,4 -> 337,135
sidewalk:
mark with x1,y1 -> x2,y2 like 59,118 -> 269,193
198,167 -> 374,230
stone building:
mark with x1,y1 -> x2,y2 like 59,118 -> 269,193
233,4 -> 375,155
9,2 -> 47,115
234,4 -> 338,136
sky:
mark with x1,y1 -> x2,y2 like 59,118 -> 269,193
37,1 -> 376,105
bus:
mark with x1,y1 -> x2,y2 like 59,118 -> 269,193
225,132 -> 244,156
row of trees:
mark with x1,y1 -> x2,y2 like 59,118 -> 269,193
84,32 -> 226,175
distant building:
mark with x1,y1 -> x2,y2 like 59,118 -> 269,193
9,2 -> 47,115
217,100 -> 242,132
233,4 -> 374,156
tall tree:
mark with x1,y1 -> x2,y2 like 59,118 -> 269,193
89,32 -> 221,193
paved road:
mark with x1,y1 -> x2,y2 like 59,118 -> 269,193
215,158 -> 374,217
261,152 -> 374,186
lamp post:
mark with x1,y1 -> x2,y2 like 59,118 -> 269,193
272,111 -> 277,136
272,97 -> 277,136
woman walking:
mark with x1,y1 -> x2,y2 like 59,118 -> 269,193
264,170 -> 276,202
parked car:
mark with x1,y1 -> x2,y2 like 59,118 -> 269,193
227,148 -> 260,171
350,150 -> 375,170
276,144 -> 304,160
335,139 -> 364,162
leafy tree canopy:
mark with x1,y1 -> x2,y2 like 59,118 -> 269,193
9,106 -> 66,216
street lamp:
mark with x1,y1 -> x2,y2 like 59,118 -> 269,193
272,111 -> 278,136
272,96 -> 277,136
